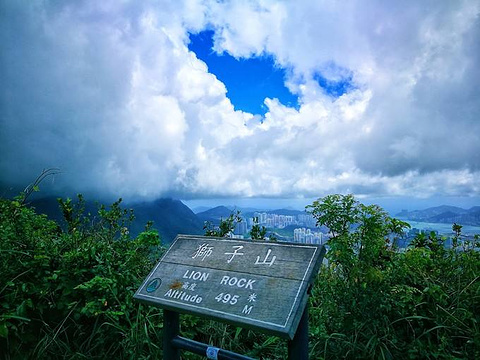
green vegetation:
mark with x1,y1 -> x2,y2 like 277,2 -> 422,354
203,210 -> 242,238
249,217 -> 267,240
1,193 -> 479,359
0,194 -> 164,359
307,195 -> 480,359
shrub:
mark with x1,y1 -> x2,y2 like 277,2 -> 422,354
0,195 -> 165,359
307,194 -> 480,359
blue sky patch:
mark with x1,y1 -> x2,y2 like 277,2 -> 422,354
313,71 -> 355,98
188,30 -> 299,115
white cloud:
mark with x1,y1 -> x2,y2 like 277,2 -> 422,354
1,0 -> 479,202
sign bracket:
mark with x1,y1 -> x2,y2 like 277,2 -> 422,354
163,306 -> 309,360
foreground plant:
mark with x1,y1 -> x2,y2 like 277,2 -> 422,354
307,194 -> 480,359
0,195 -> 164,359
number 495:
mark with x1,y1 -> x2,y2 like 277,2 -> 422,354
215,293 -> 239,305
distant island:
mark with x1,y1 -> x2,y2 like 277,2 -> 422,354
396,205 -> 480,226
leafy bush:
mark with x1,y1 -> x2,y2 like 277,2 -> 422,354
0,195 -> 165,359
203,210 -> 243,238
307,194 -> 480,359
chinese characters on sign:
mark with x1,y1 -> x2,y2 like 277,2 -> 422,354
191,243 -> 213,261
192,243 -> 276,267
255,248 -> 276,266
225,245 -> 244,263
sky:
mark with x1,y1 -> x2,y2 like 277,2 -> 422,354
1,0 -> 480,212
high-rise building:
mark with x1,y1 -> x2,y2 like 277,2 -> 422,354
294,227 -> 325,244
234,220 -> 247,235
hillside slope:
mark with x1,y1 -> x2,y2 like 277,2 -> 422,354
130,198 -> 203,243
29,196 -> 203,244
196,205 -> 234,223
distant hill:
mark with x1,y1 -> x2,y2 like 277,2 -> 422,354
239,208 -> 306,218
269,209 -> 305,216
191,206 -> 212,214
235,206 -> 266,213
29,196 -> 203,244
396,205 -> 480,226
130,198 -> 203,243
28,196 -> 98,226
396,205 -> 467,219
196,205 -> 234,223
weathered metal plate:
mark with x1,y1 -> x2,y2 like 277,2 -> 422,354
134,235 -> 325,339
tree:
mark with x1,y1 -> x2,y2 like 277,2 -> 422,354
203,210 -> 242,237
306,194 -> 401,275
387,217 -> 410,248
306,194 -> 480,359
306,194 -> 359,238
249,217 -> 267,240
452,222 -> 462,248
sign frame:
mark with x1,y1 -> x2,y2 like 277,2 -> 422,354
134,235 -> 325,340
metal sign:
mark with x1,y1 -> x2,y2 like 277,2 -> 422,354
134,235 -> 325,339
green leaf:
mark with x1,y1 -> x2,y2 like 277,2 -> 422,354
0,322 -> 8,337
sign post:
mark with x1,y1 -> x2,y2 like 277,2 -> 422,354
135,235 -> 325,359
